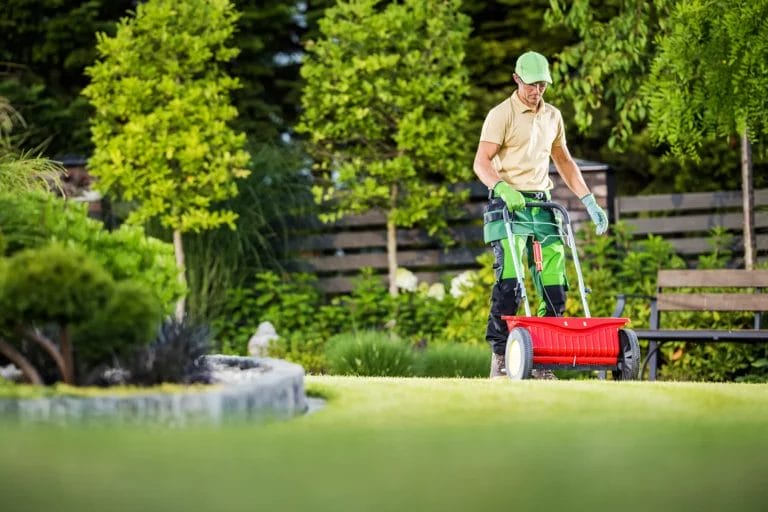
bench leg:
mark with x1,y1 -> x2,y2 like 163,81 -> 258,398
648,341 -> 658,381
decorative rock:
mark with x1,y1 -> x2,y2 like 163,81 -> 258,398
248,321 -> 279,357
0,364 -> 22,382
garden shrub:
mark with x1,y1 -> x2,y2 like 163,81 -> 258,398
325,331 -> 414,377
0,243 -> 114,326
0,191 -> 53,255
0,191 -> 183,313
413,343 -> 488,378
73,279 -> 163,368
0,244 -> 115,384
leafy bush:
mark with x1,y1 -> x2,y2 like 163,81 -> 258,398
0,191 -> 183,313
413,344 -> 488,378
325,331 -> 415,377
0,243 -> 114,326
73,280 -> 163,367
214,271 -> 327,351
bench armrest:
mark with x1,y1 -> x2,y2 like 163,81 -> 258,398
613,293 -> 656,317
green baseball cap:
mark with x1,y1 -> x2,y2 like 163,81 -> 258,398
515,51 -> 552,84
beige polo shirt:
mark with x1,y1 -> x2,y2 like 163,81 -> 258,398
480,92 -> 566,191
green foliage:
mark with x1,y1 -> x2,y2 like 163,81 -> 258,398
325,330 -> 415,377
0,243 -> 113,326
544,1 -> 768,193
184,142 -> 316,323
545,0 -> 675,148
297,0 -> 473,237
392,285 -> 454,343
644,0 -> 768,159
462,0 -> 579,131
0,1 -> 135,155
569,222 -> 686,319
213,223 -> 765,381
83,0 -> 250,233
413,343 -> 489,378
0,191 -> 183,313
442,252 -> 496,346
0,96 -> 65,193
73,280 -> 163,367
213,271 -> 331,372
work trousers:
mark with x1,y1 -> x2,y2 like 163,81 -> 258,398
485,197 -> 567,355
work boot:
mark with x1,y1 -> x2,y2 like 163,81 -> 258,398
489,353 -> 506,379
531,368 -> 558,380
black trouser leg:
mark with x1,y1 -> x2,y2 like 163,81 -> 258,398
485,278 -> 520,355
542,284 -> 566,317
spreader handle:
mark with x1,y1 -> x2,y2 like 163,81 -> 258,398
524,201 -> 572,225
502,201 -> 592,317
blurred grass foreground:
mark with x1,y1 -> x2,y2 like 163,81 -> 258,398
1,376 -> 767,512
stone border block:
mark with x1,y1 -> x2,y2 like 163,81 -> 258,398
0,356 -> 307,426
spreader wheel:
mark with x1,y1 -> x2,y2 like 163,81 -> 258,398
613,328 -> 641,380
505,327 -> 533,380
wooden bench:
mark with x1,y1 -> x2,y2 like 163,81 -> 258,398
614,269 -> 768,380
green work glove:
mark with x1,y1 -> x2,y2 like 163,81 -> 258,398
493,181 -> 525,211
580,193 -> 608,235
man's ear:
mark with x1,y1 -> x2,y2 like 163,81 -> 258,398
512,73 -> 521,86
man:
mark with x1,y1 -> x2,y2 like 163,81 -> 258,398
472,51 -> 608,379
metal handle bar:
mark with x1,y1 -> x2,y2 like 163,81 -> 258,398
524,201 -> 572,225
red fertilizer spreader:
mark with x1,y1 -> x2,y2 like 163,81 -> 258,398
499,203 -> 640,380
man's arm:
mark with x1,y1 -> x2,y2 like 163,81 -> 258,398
552,143 -> 609,235
473,141 -> 502,190
550,143 -> 590,198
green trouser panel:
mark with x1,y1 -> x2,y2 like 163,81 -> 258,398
493,205 -> 567,316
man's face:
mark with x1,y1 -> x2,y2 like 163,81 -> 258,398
514,74 -> 548,109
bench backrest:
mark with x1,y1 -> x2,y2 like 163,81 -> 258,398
656,270 -> 768,312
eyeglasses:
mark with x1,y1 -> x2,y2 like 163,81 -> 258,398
520,80 -> 548,91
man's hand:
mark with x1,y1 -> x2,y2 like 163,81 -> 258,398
493,181 -> 525,211
580,193 -> 608,235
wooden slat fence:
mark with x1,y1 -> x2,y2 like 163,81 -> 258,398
615,188 -> 768,259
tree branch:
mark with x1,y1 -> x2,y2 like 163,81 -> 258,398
0,337 -> 43,385
21,327 -> 68,384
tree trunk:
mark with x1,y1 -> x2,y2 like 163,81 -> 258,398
741,131 -> 755,270
387,183 -> 399,296
59,324 -> 75,385
22,327 -> 66,383
0,337 -> 43,385
173,228 -> 187,321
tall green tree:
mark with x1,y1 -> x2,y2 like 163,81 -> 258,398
644,0 -> 768,268
545,0 -> 675,148
545,0 -> 767,195
297,0 -> 473,295
83,0 -> 251,319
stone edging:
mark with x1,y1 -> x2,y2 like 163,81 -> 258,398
0,355 -> 307,426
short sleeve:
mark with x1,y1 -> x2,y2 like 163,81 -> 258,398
552,109 -> 566,147
479,105 -> 507,145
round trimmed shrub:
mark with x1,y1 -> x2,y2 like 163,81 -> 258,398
73,279 -> 164,366
325,330 -> 415,377
0,243 -> 114,325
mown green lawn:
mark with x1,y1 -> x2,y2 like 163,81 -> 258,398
1,377 -> 767,512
